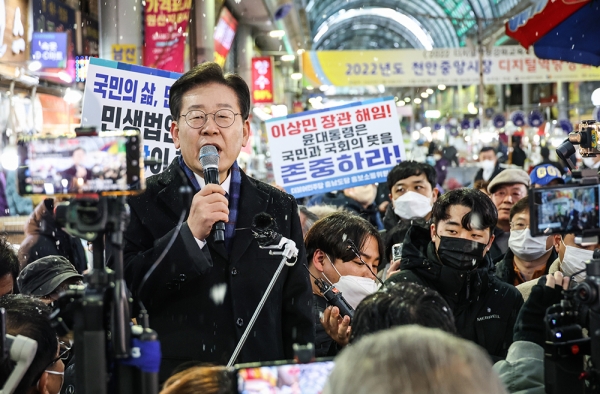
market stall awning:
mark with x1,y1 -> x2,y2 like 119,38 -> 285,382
505,0 -> 600,66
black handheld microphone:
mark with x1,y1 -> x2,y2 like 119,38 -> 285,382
199,145 -> 225,243
314,277 -> 354,320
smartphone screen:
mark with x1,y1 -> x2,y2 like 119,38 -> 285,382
530,184 -> 599,236
237,360 -> 334,394
17,131 -> 144,196
392,243 -> 403,261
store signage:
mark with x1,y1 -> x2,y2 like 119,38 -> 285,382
448,125 -> 459,137
302,46 -> 600,87
31,0 -> 76,80
75,55 -> 93,83
493,114 -> 506,128
251,57 -> 274,104
559,119 -> 573,133
264,97 -> 405,197
31,32 -> 67,68
528,110 -> 544,127
214,7 -> 237,67
460,118 -> 471,130
82,58 -> 182,176
511,111 -> 526,127
143,0 -> 191,73
111,44 -> 137,64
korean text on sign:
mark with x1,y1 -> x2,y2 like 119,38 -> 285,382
266,97 -> 405,198
82,58 -> 182,178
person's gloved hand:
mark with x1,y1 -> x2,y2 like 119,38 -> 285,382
513,271 -> 570,346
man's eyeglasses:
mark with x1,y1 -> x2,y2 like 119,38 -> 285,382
47,342 -> 71,368
179,109 -> 241,129
345,239 -> 384,286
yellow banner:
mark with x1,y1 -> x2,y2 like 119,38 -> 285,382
111,44 -> 137,64
302,47 -> 600,87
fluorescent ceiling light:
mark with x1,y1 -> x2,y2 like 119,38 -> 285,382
281,54 -> 295,62
64,88 -> 83,104
425,110 -> 441,118
58,71 -> 73,83
269,30 -> 286,38
291,73 -> 303,80
28,61 -> 42,72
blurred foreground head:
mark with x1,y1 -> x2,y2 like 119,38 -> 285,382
350,282 -> 456,343
324,325 -> 507,394
160,365 -> 232,394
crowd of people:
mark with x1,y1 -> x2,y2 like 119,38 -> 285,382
0,62 -> 595,394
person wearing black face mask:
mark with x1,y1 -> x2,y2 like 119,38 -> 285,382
385,188 -> 524,361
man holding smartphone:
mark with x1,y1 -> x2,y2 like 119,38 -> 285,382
381,161 -> 439,279
122,62 -> 314,380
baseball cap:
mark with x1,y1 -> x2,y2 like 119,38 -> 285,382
530,164 -> 565,186
487,168 -> 531,194
17,255 -> 83,296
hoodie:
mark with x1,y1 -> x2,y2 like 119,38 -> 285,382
18,199 -> 87,273
386,225 -> 524,360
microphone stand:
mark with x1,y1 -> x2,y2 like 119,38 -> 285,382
226,237 -> 298,367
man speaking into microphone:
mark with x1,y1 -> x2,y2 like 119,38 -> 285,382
122,62 -> 314,380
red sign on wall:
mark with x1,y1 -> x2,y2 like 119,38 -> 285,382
214,7 -> 238,67
251,57 -> 274,104
143,0 -> 191,73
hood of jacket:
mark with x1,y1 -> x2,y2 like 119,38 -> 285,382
382,202 -> 400,231
24,199 -> 56,237
400,225 -> 492,309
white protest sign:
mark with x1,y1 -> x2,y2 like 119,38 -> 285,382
265,97 -> 406,198
81,58 -> 181,177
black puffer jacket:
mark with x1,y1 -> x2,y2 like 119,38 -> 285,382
386,225 -> 524,360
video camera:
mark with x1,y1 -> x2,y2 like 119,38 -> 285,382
531,121 -> 600,393
15,127 -> 161,394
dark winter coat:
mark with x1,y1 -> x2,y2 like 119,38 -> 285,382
386,225 -> 524,360
321,192 -> 383,230
18,199 -> 87,273
495,248 -> 556,286
122,158 -> 314,381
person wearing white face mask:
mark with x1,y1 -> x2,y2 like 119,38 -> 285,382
380,161 -> 440,280
305,212 -> 383,357
516,233 -> 600,301
474,146 -> 504,183
495,198 -> 557,289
